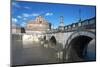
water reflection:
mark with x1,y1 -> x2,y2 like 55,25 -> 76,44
12,34 -> 64,66
12,34 -> 96,66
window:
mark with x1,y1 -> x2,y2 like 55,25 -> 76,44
39,21 -> 42,24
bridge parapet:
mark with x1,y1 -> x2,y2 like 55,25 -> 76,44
46,17 -> 96,34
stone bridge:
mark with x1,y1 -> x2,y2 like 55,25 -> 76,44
45,30 -> 95,48
20,29 -> 95,62
44,30 -> 96,61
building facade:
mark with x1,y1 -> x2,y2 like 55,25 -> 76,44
12,23 -> 21,34
26,16 -> 51,34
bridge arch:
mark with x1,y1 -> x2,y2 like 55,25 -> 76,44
64,31 -> 95,62
43,36 -> 46,40
49,36 -> 57,45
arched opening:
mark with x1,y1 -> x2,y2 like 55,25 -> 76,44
67,35 -> 93,62
43,36 -> 46,40
50,36 -> 57,45
21,27 -> 25,33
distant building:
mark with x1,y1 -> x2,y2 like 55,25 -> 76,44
58,16 -> 65,31
12,23 -> 21,34
26,16 -> 51,34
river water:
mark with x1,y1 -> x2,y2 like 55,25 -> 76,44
11,39 -> 63,66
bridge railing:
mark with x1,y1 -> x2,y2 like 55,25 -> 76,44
47,17 -> 96,34
62,17 -> 96,32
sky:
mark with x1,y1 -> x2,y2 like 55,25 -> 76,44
11,1 -> 96,28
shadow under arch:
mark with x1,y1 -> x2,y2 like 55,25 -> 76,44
63,31 -> 96,62
43,36 -> 46,40
49,36 -> 57,45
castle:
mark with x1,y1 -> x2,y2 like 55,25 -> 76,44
12,16 -> 51,34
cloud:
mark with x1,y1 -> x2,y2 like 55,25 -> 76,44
17,15 -> 22,18
24,6 -> 31,9
22,13 -> 40,18
22,13 -> 30,17
12,2 -> 20,8
45,12 -> 53,16
12,18 -> 18,23
12,2 -> 31,10
32,13 -> 40,17
21,22 -> 27,27
23,18 -> 27,20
